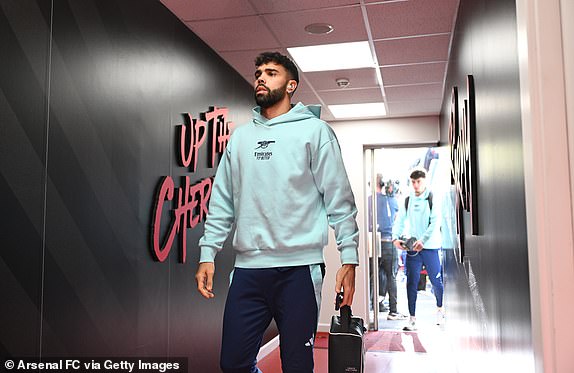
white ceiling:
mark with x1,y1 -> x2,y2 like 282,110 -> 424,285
160,0 -> 460,121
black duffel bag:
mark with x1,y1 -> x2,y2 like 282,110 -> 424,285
328,293 -> 365,373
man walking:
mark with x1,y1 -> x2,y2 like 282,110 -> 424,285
392,168 -> 444,331
195,52 -> 359,373
368,174 -> 405,320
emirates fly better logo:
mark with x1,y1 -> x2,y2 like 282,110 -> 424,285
254,140 -> 275,160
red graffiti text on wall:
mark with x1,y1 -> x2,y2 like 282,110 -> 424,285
178,106 -> 232,171
151,106 -> 232,263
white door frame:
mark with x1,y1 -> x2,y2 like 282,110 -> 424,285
516,0 -> 574,371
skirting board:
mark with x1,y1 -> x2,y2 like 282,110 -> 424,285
317,322 -> 331,333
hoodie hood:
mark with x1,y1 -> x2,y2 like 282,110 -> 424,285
253,102 -> 322,126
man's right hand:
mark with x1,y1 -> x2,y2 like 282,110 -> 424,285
195,262 -> 215,299
393,239 -> 406,250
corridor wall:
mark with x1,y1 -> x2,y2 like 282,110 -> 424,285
0,0 -> 258,370
439,0 -> 533,369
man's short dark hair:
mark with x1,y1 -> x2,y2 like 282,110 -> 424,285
255,52 -> 299,84
410,169 -> 427,179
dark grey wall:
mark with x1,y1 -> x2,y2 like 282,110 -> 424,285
440,0 -> 533,365
0,0 -> 265,370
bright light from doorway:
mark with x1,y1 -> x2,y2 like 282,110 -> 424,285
287,41 -> 375,72
329,103 -> 387,119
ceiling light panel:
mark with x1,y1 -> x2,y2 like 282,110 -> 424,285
328,102 -> 387,119
288,41 -> 375,72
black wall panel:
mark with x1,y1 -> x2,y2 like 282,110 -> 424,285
0,0 -> 51,357
1,0 -> 260,370
440,0 -> 533,366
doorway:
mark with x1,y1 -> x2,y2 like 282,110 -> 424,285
363,145 -> 454,330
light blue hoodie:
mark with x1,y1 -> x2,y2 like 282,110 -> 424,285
199,103 -> 359,268
392,188 -> 442,249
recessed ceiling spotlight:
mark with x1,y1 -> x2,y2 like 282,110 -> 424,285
304,23 -> 334,35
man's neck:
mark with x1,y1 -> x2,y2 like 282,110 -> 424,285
261,98 -> 292,120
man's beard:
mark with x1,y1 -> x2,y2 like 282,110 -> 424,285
255,83 -> 287,108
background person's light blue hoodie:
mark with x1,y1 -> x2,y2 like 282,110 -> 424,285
199,103 -> 360,268
392,188 -> 442,249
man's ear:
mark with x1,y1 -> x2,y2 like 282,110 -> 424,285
286,80 -> 297,94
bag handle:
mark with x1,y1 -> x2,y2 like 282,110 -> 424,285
335,292 -> 352,331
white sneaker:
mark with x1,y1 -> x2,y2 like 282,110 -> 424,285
436,308 -> 446,325
387,312 -> 408,320
403,318 -> 417,331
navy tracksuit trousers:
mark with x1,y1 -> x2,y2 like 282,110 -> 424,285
220,265 -> 325,373
405,249 -> 443,316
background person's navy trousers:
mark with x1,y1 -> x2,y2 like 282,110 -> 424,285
220,265 -> 325,373
405,249 -> 444,316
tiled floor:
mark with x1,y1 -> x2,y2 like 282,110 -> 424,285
259,268 -> 458,372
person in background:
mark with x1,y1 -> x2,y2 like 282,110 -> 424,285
195,51 -> 359,373
392,168 -> 444,331
368,174 -> 405,320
